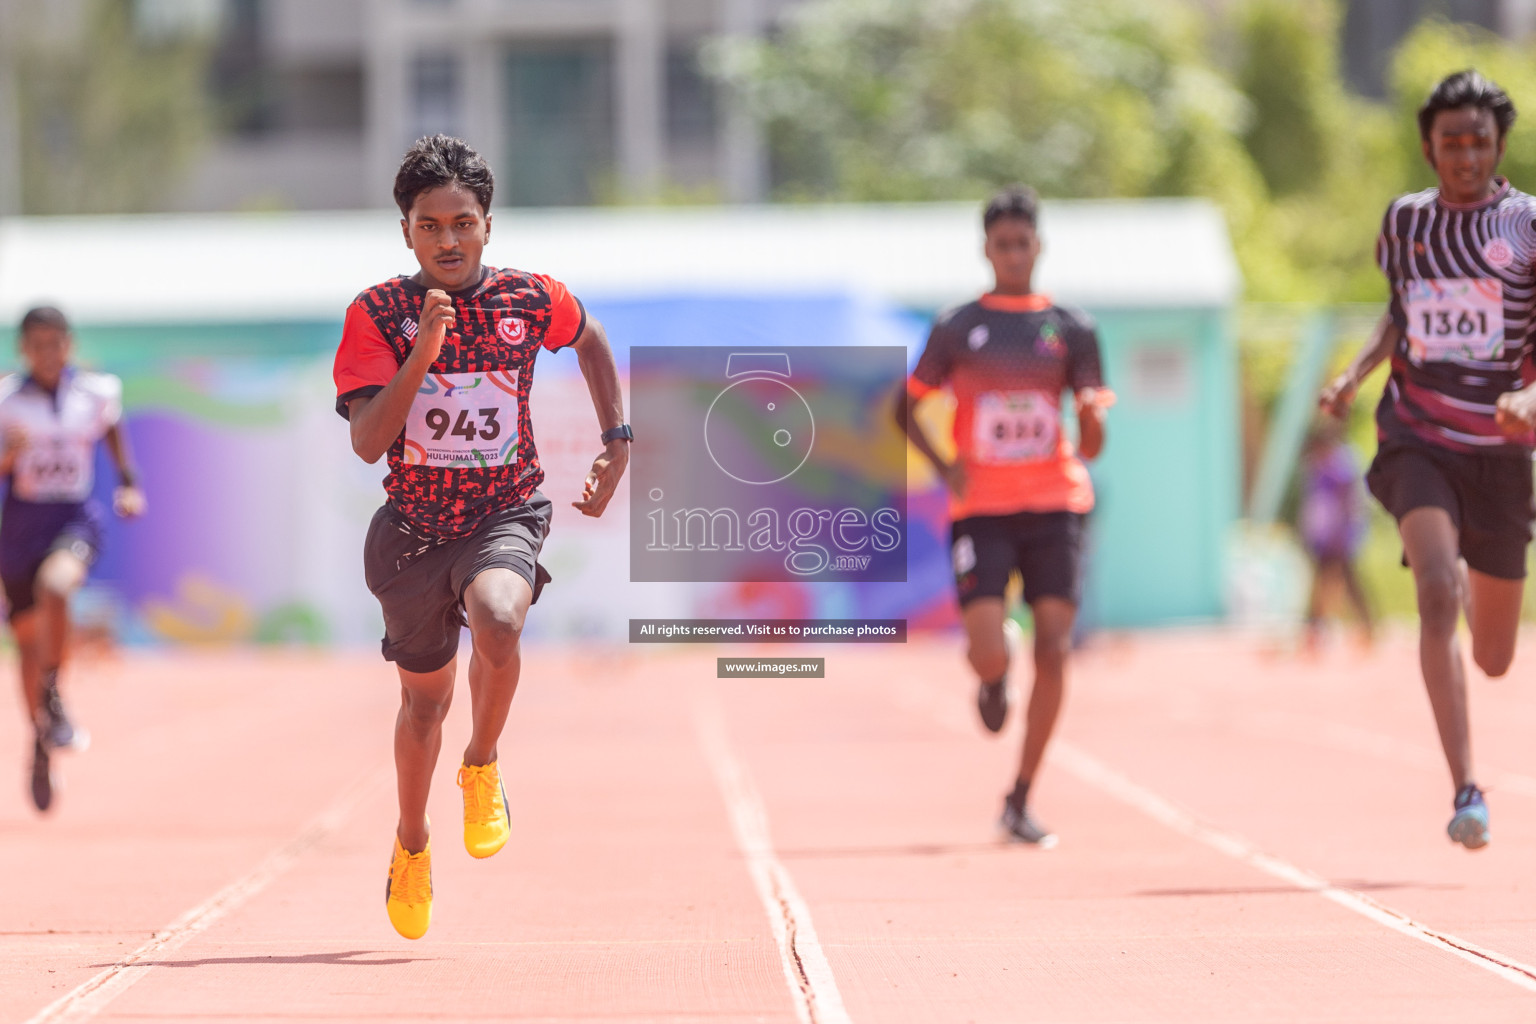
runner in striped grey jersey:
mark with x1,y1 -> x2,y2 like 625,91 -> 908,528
1322,70 -> 1536,852
1376,182 -> 1536,453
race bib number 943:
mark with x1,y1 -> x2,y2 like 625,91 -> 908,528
1405,278 -> 1505,363
973,390 -> 1059,464
404,371 -> 519,468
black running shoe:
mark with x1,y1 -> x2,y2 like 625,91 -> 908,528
976,680 -> 1008,733
1000,801 -> 1058,848
38,674 -> 86,751
30,735 -> 53,813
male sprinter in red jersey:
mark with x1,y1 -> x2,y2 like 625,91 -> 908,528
1322,70 -> 1536,850
896,186 -> 1109,846
334,136 -> 629,937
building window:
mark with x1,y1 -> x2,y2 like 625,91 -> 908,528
502,41 -> 614,206
134,0 -> 223,41
412,53 -> 461,141
666,41 -> 716,149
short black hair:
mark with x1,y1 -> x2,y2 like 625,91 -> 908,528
18,306 -> 69,335
983,185 -> 1039,231
393,135 -> 495,217
1418,69 -> 1517,141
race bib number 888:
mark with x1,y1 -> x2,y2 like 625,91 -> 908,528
1405,278 -> 1505,363
404,371 -> 519,468
973,390 -> 1059,464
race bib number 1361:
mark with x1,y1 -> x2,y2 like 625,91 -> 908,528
1405,278 -> 1506,363
404,371 -> 519,468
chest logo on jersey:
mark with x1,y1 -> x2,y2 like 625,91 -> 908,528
1035,323 -> 1065,357
967,325 -> 989,351
1483,237 -> 1515,269
497,316 -> 528,346
400,318 -> 419,341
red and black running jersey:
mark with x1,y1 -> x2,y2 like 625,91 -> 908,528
333,267 -> 587,538
1376,179 -> 1536,456
908,293 -> 1104,518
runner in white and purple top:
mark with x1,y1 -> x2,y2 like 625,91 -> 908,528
0,306 -> 145,814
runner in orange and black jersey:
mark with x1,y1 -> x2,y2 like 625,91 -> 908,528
335,136 -> 629,940
908,294 -> 1102,521
1322,70 -> 1536,851
896,186 -> 1111,848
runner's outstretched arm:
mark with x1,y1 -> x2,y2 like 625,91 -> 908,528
348,289 -> 454,462
1075,388 -> 1110,460
571,318 -> 628,518
0,423 -> 24,477
892,388 -> 965,498
103,423 -> 146,517
1320,312 -> 1399,418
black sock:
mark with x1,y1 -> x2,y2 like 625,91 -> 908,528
982,674 -> 1006,690
1006,779 -> 1030,813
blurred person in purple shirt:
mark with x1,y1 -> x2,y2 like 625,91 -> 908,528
1298,418 -> 1374,651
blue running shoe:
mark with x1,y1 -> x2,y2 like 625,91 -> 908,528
1448,784 -> 1489,850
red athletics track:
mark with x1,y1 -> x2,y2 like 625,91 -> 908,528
4,632 -> 1536,1023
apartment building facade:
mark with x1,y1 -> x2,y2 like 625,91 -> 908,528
173,0 -> 802,211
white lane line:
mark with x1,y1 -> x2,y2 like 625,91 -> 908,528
693,687 -> 852,1024
893,673 -> 1536,996
1051,742 -> 1536,994
25,766 -> 390,1024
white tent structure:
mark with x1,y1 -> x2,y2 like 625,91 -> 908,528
0,199 -> 1239,323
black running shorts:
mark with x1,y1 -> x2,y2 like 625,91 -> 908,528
950,510 -> 1085,608
1366,440 -> 1534,580
0,499 -> 103,622
364,493 -> 553,673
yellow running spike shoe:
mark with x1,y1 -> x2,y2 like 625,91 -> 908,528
385,837 -> 432,939
457,761 -> 510,859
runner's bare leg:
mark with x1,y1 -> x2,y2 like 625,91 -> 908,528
395,660 -> 456,853
1465,568 -> 1523,679
960,597 -> 1009,684
35,549 -> 86,678
462,568 -> 533,767
1400,508 -> 1473,789
1016,596 -> 1075,785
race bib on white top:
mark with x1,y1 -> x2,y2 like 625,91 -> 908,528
0,370 -> 122,503
972,390 -> 1059,464
14,442 -> 93,502
1405,278 -> 1505,362
403,371 -> 519,468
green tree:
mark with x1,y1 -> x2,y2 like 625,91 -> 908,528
710,0 -> 1260,203
11,0 -> 212,214
709,0 -> 1389,303
1234,0 -> 1399,303
1238,0 -> 1341,199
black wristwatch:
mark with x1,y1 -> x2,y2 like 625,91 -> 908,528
601,424 -> 634,445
